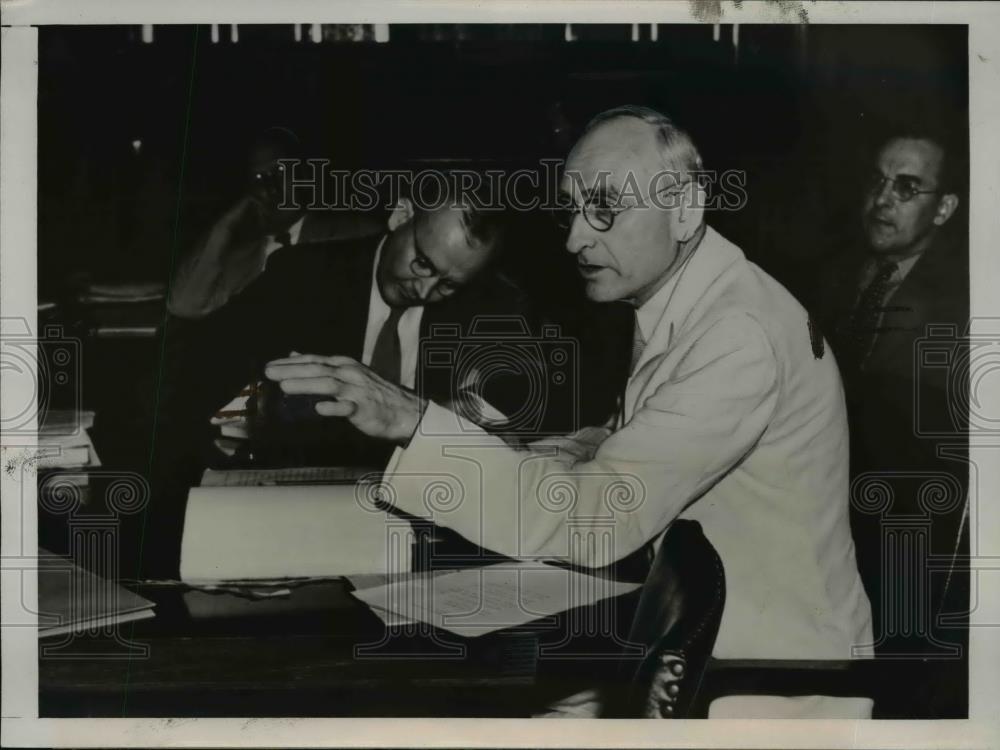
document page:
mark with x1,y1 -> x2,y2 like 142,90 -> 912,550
352,561 -> 640,637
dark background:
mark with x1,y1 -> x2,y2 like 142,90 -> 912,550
38,23 -> 968,308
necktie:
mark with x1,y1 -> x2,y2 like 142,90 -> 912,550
274,230 -> 292,249
369,306 -> 405,383
847,260 -> 898,368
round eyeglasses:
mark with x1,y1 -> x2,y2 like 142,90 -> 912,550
551,183 -> 690,234
867,172 -> 941,203
407,221 -> 461,298
551,200 -> 627,233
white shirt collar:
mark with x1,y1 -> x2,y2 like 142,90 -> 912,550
263,215 -> 306,258
894,251 -> 924,283
859,249 -> 925,293
634,233 -> 703,345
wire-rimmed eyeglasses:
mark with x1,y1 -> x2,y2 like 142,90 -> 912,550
407,221 -> 461,297
551,183 -> 690,233
866,171 -> 942,203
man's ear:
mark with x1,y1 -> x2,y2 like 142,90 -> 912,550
933,193 -> 959,227
672,179 -> 706,242
387,198 -> 415,232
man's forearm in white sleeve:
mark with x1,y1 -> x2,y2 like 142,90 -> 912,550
384,315 -> 779,568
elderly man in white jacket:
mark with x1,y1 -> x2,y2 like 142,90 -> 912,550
265,105 -> 874,718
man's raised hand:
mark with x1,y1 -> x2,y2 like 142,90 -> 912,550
264,354 -> 427,444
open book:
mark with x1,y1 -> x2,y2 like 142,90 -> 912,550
179,484 -> 414,584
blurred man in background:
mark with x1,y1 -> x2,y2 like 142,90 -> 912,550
168,126 -> 381,319
817,126 -> 969,716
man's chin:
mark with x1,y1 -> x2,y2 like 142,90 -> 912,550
865,230 -> 897,253
583,281 -> 620,303
385,289 -> 422,308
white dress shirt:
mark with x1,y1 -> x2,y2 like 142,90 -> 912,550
360,237 -> 424,389
634,247 -> 693,351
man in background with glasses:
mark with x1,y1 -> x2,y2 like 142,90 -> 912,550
267,105 -> 874,717
825,130 -> 963,380
817,127 -> 969,717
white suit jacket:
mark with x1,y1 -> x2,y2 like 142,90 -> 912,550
384,226 -> 873,660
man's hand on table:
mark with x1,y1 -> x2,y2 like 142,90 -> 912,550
264,354 -> 427,444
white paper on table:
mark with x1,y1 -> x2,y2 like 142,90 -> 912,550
201,465 -> 382,487
366,605 -> 418,628
36,429 -> 101,469
179,485 -> 414,584
351,561 -> 640,638
346,569 -> 451,628
40,409 -> 95,433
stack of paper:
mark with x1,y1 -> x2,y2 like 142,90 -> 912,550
210,386 -> 253,455
77,282 -> 166,338
38,410 -> 100,482
351,562 -> 641,638
179,484 -> 415,584
77,281 -> 166,305
37,547 -> 156,637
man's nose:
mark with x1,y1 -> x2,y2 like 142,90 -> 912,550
413,276 -> 437,300
873,178 -> 895,207
565,213 -> 596,256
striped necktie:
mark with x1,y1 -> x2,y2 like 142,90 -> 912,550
848,260 -> 898,368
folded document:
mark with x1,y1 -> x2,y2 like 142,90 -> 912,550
352,562 -> 640,637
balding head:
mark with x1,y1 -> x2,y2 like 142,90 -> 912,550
572,105 -> 703,177
559,106 -> 707,306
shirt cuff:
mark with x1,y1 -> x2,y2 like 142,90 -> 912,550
380,400 -> 492,533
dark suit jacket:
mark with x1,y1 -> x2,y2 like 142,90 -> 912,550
167,207 -> 386,319
157,233 -> 552,467
815,231 -> 969,639
818,231 -> 969,464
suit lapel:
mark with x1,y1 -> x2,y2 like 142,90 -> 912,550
291,235 -> 380,361
338,237 -> 380,358
866,238 -> 963,374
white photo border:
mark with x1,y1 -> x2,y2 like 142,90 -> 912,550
2,1 -> 999,748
